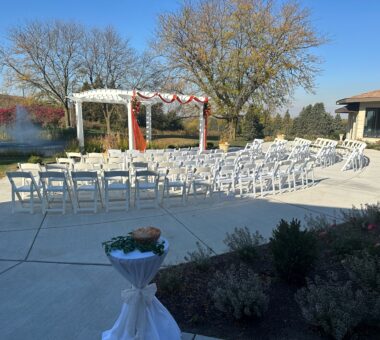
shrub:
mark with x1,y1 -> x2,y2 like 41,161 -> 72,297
224,227 -> 264,263
304,213 -> 333,231
64,139 -> 80,152
209,263 -> 269,320
295,273 -> 367,340
27,155 -> 43,164
270,219 -> 317,283
157,266 -> 183,293
341,203 -> 380,229
331,232 -> 366,257
84,137 -> 105,153
184,241 -> 213,271
343,251 -> 380,321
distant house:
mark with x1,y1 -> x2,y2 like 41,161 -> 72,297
336,90 -> 380,141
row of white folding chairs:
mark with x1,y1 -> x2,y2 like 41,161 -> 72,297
341,141 -> 367,171
7,168 -> 163,214
287,144 -> 310,162
213,157 -> 315,198
10,162 -> 220,213
340,139 -> 366,150
264,140 -> 288,162
311,145 -> 336,167
311,138 -> 338,148
292,137 -> 312,147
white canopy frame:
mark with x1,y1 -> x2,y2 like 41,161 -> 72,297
69,89 -> 208,151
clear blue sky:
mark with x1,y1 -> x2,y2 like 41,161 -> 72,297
0,0 -> 379,116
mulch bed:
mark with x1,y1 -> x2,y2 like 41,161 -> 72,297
155,226 -> 380,340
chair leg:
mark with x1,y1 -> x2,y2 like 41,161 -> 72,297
93,188 -> 97,213
11,188 -> 16,214
30,189 -> 34,214
105,189 -> 109,212
63,190 -> 66,214
155,186 -> 159,208
136,187 -> 140,210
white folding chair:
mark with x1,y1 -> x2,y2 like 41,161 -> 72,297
85,157 -> 103,170
189,166 -> 214,199
276,160 -> 294,193
39,171 -> 72,214
216,164 -> 237,197
303,159 -> 315,187
73,162 -> 94,171
259,161 -> 279,196
134,170 -> 160,209
7,171 -> 42,214
66,152 -> 83,163
103,170 -> 130,212
162,168 -> 188,206
46,163 -> 69,173
103,163 -> 123,171
71,171 -> 102,213
108,149 -> 122,158
56,158 -> 74,170
18,163 -> 43,184
238,162 -> 257,197
107,156 -> 125,170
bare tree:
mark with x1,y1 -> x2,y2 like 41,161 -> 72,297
0,20 -> 84,127
79,26 -> 136,134
155,0 -> 326,139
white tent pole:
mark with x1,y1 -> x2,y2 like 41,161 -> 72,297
127,100 -> 134,150
199,106 -> 204,152
75,100 -> 84,148
146,104 -> 152,143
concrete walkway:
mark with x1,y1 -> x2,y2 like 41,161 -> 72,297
0,150 -> 379,339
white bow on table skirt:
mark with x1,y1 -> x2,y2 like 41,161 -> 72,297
121,283 -> 157,340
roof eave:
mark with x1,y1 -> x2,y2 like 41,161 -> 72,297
337,97 -> 380,105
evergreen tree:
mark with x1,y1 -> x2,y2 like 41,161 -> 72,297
291,103 -> 336,138
282,110 -> 293,136
272,113 -> 283,135
242,106 -> 264,140
333,113 -> 346,136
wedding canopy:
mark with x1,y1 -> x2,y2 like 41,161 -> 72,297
69,89 -> 210,151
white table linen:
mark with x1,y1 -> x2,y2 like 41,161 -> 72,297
102,238 -> 181,340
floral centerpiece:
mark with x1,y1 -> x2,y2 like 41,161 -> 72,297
102,226 -> 165,256
219,130 -> 230,152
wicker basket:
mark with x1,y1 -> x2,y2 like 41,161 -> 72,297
132,226 -> 161,245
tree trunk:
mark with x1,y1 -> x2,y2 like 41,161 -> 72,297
63,105 -> 71,128
106,114 -> 111,135
103,104 -> 112,135
227,117 -> 238,141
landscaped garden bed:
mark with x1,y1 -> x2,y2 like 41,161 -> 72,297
156,204 -> 380,340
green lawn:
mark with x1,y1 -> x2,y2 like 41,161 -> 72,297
0,155 -> 55,178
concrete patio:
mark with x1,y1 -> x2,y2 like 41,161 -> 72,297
0,149 -> 379,339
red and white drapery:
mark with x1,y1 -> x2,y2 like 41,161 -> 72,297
131,91 -> 210,152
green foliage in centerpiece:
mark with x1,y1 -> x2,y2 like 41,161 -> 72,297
102,233 -> 165,256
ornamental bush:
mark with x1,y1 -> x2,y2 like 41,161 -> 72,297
0,106 -> 16,126
343,251 -> 380,322
158,266 -> 183,294
270,219 -> 317,283
341,203 -> 380,229
184,241 -> 213,271
224,227 -> 264,263
295,273 -> 367,340
27,155 -> 43,164
209,263 -> 269,320
26,105 -> 64,128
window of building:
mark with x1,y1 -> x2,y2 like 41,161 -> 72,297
364,108 -> 380,138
